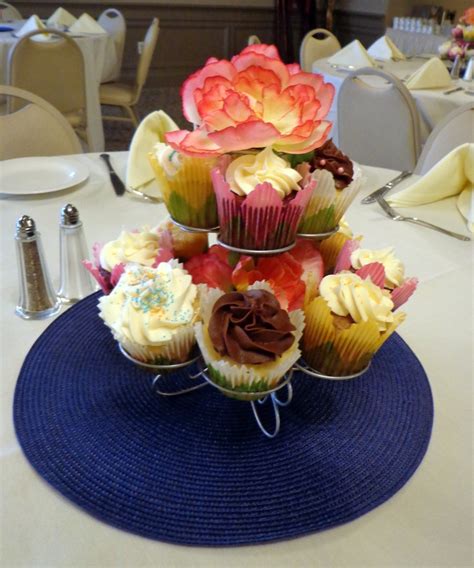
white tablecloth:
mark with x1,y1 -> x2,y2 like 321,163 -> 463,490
0,22 -> 118,152
386,28 -> 449,56
312,57 -> 472,148
0,152 -> 472,567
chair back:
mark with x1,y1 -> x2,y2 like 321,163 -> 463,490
0,1 -> 21,21
415,102 -> 474,175
300,28 -> 341,72
98,8 -> 126,74
0,85 -> 82,159
8,29 -> 86,117
248,35 -> 261,45
338,68 -> 421,170
135,18 -> 159,98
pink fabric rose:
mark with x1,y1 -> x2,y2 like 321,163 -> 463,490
165,44 -> 335,157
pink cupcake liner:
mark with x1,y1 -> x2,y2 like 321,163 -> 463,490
212,165 -> 313,250
355,262 -> 386,288
392,277 -> 419,310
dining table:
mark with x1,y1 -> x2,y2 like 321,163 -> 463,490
312,56 -> 472,147
0,151 -> 472,567
0,21 -> 119,152
386,28 -> 449,57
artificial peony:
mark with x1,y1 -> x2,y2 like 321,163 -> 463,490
165,44 -> 334,157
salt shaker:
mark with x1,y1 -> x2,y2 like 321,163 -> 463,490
450,55 -> 462,80
15,215 -> 61,320
57,204 -> 95,304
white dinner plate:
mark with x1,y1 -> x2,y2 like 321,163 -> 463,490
0,157 -> 89,196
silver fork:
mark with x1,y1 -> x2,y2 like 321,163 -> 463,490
375,196 -> 471,241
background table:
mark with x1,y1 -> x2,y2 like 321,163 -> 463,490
312,56 -> 471,149
386,28 -> 449,57
0,22 -> 118,152
0,152 -> 472,567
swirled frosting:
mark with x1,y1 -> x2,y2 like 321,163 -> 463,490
100,263 -> 197,345
100,227 -> 162,272
153,142 -> 182,177
225,147 -> 302,198
320,272 -> 394,331
208,289 -> 296,364
350,247 -> 405,288
312,139 -> 354,189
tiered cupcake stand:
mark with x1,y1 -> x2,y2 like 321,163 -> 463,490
118,219 -> 369,439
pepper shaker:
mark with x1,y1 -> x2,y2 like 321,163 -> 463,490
57,204 -> 95,304
15,215 -> 60,320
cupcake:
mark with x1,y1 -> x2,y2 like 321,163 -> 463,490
195,283 -> 304,399
297,140 -> 363,235
212,147 -> 313,251
318,218 -> 359,274
83,226 -> 173,294
149,143 -> 217,229
155,219 -> 208,261
302,272 -> 406,377
99,261 -> 199,364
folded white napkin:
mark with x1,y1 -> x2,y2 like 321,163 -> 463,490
15,15 -> 51,41
368,36 -> 405,61
405,57 -> 451,90
126,110 -> 179,198
328,39 -> 374,69
69,13 -> 106,35
47,7 -> 77,28
388,143 -> 474,232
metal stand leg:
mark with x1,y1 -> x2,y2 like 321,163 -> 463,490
151,371 -> 208,397
250,382 -> 293,438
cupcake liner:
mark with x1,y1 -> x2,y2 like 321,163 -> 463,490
298,164 -> 364,234
195,283 -> 304,395
212,164 -> 313,250
318,232 -> 352,274
302,296 -> 405,376
149,153 -> 218,229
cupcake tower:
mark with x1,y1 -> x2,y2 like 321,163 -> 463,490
88,44 -> 418,433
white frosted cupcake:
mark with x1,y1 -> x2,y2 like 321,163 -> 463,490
99,261 -> 199,364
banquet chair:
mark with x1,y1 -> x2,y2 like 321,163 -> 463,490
0,86 -> 82,160
414,102 -> 474,175
8,29 -> 89,148
337,68 -> 421,171
98,8 -> 126,82
100,17 -> 159,128
299,28 -> 341,72
0,1 -> 21,21
248,35 -> 261,45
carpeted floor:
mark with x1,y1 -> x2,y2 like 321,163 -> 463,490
103,86 -> 184,151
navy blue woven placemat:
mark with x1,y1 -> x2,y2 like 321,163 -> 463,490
14,292 -> 433,546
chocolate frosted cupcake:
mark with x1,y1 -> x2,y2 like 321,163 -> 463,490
195,283 -> 304,397
297,139 -> 363,235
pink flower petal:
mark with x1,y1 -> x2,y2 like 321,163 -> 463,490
165,128 -> 222,158
274,120 -> 333,154
237,44 -> 281,60
355,262 -> 386,288
208,120 -> 280,153
181,59 -> 236,124
391,277 -> 418,310
335,239 -> 361,273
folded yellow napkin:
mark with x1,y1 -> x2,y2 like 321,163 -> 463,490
405,57 -> 451,90
16,15 -> 51,41
368,36 -> 405,61
328,39 -> 374,69
388,143 -> 474,232
69,13 -> 106,35
126,110 -> 179,199
47,7 -> 77,28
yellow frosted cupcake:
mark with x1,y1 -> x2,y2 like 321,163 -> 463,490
99,261 -> 199,364
149,143 -> 217,229
302,272 -> 405,376
195,283 -> 304,399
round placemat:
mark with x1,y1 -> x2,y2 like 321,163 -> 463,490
14,292 -> 433,546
